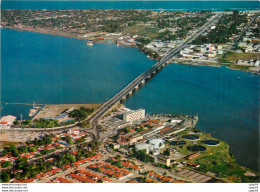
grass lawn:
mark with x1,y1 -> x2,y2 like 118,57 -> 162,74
226,64 -> 251,70
123,25 -> 160,39
169,127 -> 260,182
225,52 -> 260,63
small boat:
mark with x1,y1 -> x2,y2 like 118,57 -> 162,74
29,109 -> 37,117
28,101 -> 41,117
86,41 -> 93,46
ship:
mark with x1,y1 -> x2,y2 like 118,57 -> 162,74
29,101 -> 42,117
86,41 -> 94,46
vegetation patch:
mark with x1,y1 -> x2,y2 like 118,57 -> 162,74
123,25 -> 160,39
225,52 -> 260,63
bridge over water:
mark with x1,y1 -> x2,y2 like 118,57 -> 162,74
89,13 -> 224,141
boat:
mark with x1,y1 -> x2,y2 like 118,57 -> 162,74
86,41 -> 94,46
28,101 -> 41,117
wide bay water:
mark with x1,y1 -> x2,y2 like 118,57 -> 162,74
1,28 -> 259,171
2,1 -> 259,11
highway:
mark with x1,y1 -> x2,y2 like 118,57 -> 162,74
89,13 -> 224,141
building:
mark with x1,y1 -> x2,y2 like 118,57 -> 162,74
68,129 -> 80,135
135,143 -> 152,154
123,109 -> 145,122
149,139 -> 165,149
118,132 -> 144,145
0,115 -> 17,129
186,152 -> 200,160
112,143 -> 120,149
135,138 -> 165,155
154,154 -> 171,167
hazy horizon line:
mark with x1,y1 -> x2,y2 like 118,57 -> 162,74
2,0 -> 259,2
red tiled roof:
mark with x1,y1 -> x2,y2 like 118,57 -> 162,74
114,172 -> 124,178
72,154 -> 101,166
160,127 -> 171,133
69,174 -> 97,183
11,169 -> 23,174
187,152 -> 200,159
161,177 -> 174,183
148,119 -> 160,124
19,178 -> 34,183
63,164 -> 71,169
56,177 -> 73,183
146,178 -> 158,183
154,174 -> 164,179
132,165 -> 141,170
128,180 -> 139,183
46,168 -> 61,175
21,154 -> 30,158
173,180 -> 185,183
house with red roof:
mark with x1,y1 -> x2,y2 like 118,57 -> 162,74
56,177 -> 73,183
19,178 -> 35,183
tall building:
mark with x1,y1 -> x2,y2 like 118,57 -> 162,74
123,109 -> 145,122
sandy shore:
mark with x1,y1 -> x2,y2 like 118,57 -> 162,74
5,26 -> 103,41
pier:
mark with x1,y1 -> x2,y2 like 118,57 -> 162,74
0,102 -> 46,106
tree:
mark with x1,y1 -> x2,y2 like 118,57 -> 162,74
79,121 -> 90,128
1,161 -> 11,168
10,145 -> 19,157
233,10 -> 239,16
13,120 -> 19,126
0,172 -> 10,183
46,137 -> 53,144
30,147 -> 36,152
163,149 -> 170,156
69,140 -> 74,145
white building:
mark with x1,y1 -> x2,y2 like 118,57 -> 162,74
123,109 -> 145,122
0,115 -> 17,129
68,129 -> 80,135
135,143 -> 152,154
149,139 -> 165,149
135,138 -> 165,155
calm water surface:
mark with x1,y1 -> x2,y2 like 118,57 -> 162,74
1,28 -> 259,171
2,1 -> 259,11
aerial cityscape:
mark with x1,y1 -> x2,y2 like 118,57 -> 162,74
0,0 -> 259,186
